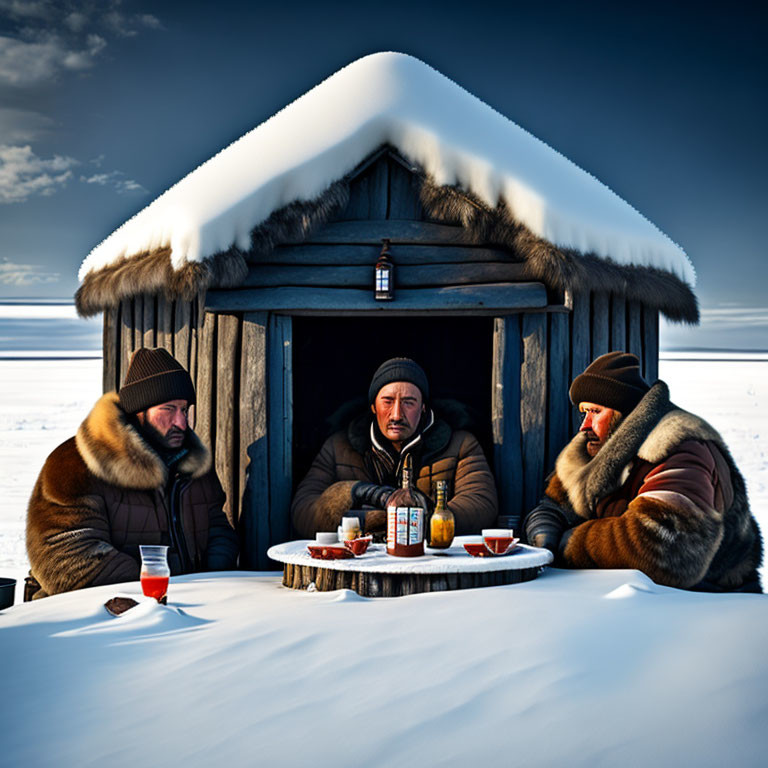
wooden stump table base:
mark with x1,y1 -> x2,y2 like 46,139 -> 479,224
282,562 -> 542,597
268,538 -> 554,598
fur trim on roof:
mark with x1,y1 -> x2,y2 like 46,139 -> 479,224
75,157 -> 697,322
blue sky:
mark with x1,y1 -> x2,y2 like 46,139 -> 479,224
1,0 -> 766,347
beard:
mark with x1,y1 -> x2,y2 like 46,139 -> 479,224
141,420 -> 186,452
584,432 -> 603,457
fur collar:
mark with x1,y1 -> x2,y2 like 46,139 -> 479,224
555,381 -> 727,517
75,393 -> 211,490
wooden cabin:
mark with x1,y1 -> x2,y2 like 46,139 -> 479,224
76,54 -> 698,568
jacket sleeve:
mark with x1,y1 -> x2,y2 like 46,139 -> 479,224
203,471 -> 239,571
445,433 -> 498,535
26,441 -> 140,595
523,475 -> 584,552
290,435 -> 357,539
561,441 -> 726,588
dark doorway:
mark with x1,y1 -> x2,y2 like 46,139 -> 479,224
291,316 -> 495,488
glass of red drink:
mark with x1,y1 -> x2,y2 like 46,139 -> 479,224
139,545 -> 170,602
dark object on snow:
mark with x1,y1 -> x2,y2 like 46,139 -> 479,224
0,577 -> 16,610
104,597 -> 139,616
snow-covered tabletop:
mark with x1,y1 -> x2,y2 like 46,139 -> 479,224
268,536 -> 553,573
2,570 -> 766,768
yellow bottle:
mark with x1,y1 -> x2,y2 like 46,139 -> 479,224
429,480 -> 454,549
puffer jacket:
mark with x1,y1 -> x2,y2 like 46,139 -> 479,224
291,406 -> 498,539
524,381 -> 762,592
26,392 -> 238,599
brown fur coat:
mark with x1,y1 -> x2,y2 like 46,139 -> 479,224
528,381 -> 762,591
26,393 -> 238,598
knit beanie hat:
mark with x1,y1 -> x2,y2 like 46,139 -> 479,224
569,351 -> 650,415
119,348 -> 196,414
368,357 -> 430,404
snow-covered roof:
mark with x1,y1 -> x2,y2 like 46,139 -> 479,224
79,52 -> 695,289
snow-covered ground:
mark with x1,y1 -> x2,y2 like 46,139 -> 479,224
2,569 -> 767,768
1,353 -> 766,767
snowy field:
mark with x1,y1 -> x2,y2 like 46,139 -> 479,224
1,353 -> 767,767
1,354 -> 766,593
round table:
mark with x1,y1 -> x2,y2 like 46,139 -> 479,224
267,536 -> 553,597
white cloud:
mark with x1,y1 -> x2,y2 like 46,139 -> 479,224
0,144 -> 77,203
0,0 -> 51,21
138,14 -> 163,30
0,33 -> 108,86
65,11 -> 89,33
0,258 -> 60,286
80,169 -> 147,195
0,3 -> 164,88
699,307 -> 768,327
0,107 -> 54,142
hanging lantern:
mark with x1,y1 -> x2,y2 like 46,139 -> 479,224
374,238 -> 395,301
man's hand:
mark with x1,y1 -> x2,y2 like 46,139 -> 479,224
351,482 -> 396,510
524,497 -> 571,555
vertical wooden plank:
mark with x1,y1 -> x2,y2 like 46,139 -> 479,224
610,294 -> 626,352
189,298 -> 200,428
627,301 -> 643,363
521,313 -> 547,515
174,300 -> 191,372
343,172 -> 370,219
387,159 -> 422,220
268,314 -> 293,549
195,309 -> 216,455
142,295 -> 156,348
102,306 -> 119,393
492,316 -> 523,528
570,291 -> 591,433
369,157 -> 389,219
643,308 -> 659,383
547,312 -> 570,474
215,314 -> 241,527
239,312 -> 269,569
157,295 -> 174,353
119,299 -> 134,386
133,296 -> 144,351
591,292 -> 610,359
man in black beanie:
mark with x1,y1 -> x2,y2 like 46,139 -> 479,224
524,351 -> 762,592
291,357 -> 498,539
25,348 -> 238,599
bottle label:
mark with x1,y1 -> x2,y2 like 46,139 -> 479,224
396,507 -> 409,545
387,505 -> 397,549
408,507 -> 423,545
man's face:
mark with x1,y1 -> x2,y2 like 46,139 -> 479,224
371,382 -> 424,449
578,401 -> 620,457
139,399 -> 189,450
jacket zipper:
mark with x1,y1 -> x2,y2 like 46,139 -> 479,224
164,478 -> 191,573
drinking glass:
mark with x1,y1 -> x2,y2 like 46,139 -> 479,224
139,545 -> 170,603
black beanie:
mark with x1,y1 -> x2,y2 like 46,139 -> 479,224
569,351 -> 650,415
119,348 -> 196,414
368,357 -> 429,403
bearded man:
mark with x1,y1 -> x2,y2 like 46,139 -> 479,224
524,351 -> 762,592
25,348 -> 238,599
291,357 -> 498,538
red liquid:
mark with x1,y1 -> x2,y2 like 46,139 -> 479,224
484,536 -> 512,554
141,574 -> 169,601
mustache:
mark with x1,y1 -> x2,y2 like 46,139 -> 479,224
166,426 -> 185,437
387,419 -> 409,428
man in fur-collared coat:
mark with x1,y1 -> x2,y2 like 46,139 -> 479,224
524,351 -> 762,592
25,348 -> 238,599
291,357 -> 498,539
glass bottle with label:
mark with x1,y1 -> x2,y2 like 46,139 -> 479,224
429,480 -> 455,549
386,455 -> 425,557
